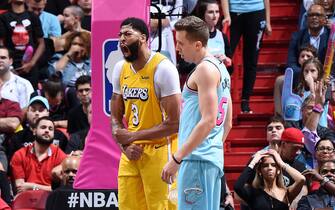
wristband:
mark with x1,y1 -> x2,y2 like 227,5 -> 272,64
172,154 -> 182,164
320,176 -> 330,186
312,104 -> 324,113
66,54 -> 72,60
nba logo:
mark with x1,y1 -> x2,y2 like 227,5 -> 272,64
103,39 -> 123,116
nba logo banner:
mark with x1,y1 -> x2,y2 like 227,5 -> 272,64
103,39 -> 123,116
74,0 -> 150,189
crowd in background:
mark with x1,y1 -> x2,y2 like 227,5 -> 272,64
0,0 -> 335,210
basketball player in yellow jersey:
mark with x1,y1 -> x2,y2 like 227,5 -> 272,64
110,17 -> 181,210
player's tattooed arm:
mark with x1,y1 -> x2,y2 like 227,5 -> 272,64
110,93 -> 125,142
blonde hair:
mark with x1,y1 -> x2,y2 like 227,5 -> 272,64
252,155 -> 286,189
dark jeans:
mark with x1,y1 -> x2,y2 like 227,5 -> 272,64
230,9 -> 266,100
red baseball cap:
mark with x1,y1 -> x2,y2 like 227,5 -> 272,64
281,128 -> 304,145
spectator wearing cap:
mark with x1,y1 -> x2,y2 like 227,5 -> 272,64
0,97 -> 22,204
278,127 -> 308,209
8,96 -> 68,162
10,116 -> 67,193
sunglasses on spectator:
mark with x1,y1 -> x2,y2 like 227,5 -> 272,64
316,147 -> 335,152
77,88 -> 91,93
320,169 -> 335,175
307,13 -> 325,18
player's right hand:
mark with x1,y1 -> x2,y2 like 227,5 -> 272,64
124,144 -> 143,160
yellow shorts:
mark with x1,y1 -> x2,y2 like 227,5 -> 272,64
118,143 -> 177,210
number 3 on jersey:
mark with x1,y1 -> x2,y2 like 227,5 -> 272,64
131,103 -> 139,126
216,97 -> 228,126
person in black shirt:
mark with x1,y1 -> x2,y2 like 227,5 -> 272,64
67,75 -> 90,134
74,0 -> 91,31
234,149 -> 305,210
0,0 -> 45,89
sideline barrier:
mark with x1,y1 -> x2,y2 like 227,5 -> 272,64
74,0 -> 150,189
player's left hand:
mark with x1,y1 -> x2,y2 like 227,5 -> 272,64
161,159 -> 179,184
113,128 -> 134,145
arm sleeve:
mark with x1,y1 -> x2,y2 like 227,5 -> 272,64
10,152 -> 25,180
154,59 -> 181,98
6,100 -> 23,122
233,166 -> 255,204
302,127 -> 320,155
111,60 -> 124,94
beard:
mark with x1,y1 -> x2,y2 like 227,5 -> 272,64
35,135 -> 53,146
123,40 -> 140,62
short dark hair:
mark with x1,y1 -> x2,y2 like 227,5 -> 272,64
315,139 -> 335,151
175,16 -> 209,47
66,5 -> 84,20
195,0 -> 218,20
43,72 -> 64,98
0,46 -> 13,59
75,75 -> 91,90
299,44 -> 317,58
35,116 -> 54,128
120,17 -> 149,41
266,116 -> 285,130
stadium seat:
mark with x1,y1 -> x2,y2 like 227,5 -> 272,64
12,190 -> 50,210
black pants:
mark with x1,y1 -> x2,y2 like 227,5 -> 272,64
230,9 -> 266,100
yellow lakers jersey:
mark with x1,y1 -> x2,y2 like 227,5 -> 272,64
120,53 -> 166,144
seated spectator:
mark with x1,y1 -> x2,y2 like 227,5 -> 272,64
0,97 -> 22,204
31,73 -> 80,128
10,116 -> 66,193
45,155 -> 80,209
234,149 -> 305,210
274,45 -> 317,116
308,139 -> 335,192
295,58 -> 334,127
286,4 -> 329,89
73,0 -> 91,31
265,116 -> 285,151
285,88 -> 335,167
48,31 -> 91,87
301,0 -> 335,30
52,5 -> 90,52
0,0 -> 45,89
65,102 -> 91,154
26,0 -> 61,39
298,160 -> 335,209
0,46 -> 34,109
60,155 -> 80,187
195,0 -> 232,68
67,75 -> 91,134
8,96 -> 68,161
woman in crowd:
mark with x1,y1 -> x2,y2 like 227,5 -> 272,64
195,0 -> 232,72
48,31 -> 91,87
234,149 -> 305,210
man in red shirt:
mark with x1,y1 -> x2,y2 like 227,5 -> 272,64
10,116 -> 66,193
